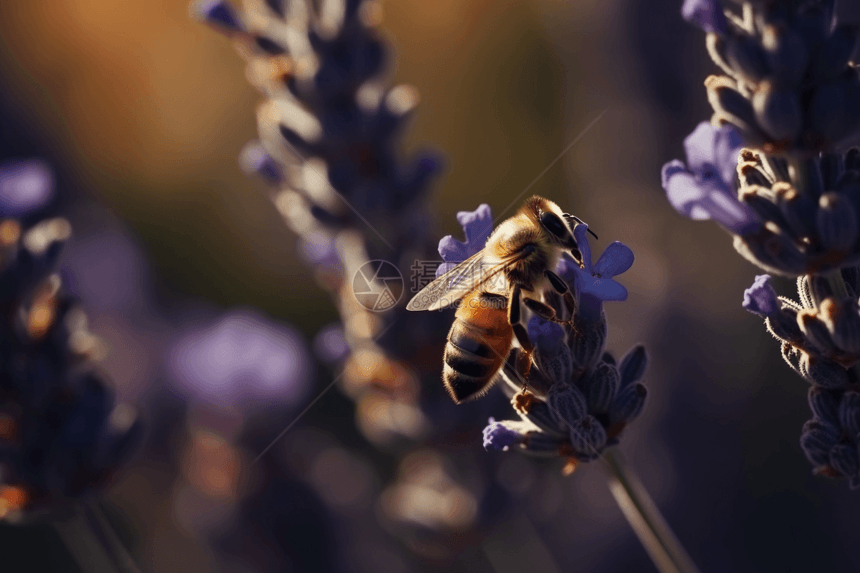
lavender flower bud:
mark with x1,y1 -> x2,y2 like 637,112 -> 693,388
706,76 -> 760,138
797,310 -> 838,354
806,274 -> 835,305
809,387 -> 842,426
579,361 -> 620,413
546,383 -> 588,427
766,307 -> 804,344
800,419 -> 840,466
609,383 -> 648,426
829,444 -> 860,477
522,431 -> 569,457
568,415 -> 607,461
530,317 -> 572,387
518,399 -> 567,438
568,318 -> 607,373
799,354 -> 850,389
724,35 -> 769,85
774,184 -> 817,239
816,193 -> 859,252
811,26 -> 860,82
838,391 -> 860,438
819,298 -> 860,354
761,25 -> 808,86
618,345 -> 648,388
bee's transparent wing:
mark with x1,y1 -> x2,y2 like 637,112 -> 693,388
407,251 -> 507,311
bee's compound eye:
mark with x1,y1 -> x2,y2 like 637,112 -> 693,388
540,212 -> 568,238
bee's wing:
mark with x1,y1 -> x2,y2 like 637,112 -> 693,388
407,251 -> 509,311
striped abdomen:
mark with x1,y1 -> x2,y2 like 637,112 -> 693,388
443,292 -> 512,403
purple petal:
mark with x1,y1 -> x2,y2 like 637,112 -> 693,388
194,0 -> 244,32
683,122 -> 719,173
742,274 -> 779,317
438,235 -> 471,265
573,224 -> 593,271
661,159 -> 689,189
593,242 -> 634,278
712,124 -> 744,185
528,316 -> 565,357
0,159 -> 54,216
437,204 -> 494,275
456,203 -> 493,246
482,418 -> 523,451
664,170 -> 760,233
681,0 -> 727,34
580,277 -> 628,302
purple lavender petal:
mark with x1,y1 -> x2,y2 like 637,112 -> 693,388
436,203 -> 494,277
573,224 -> 593,271
528,316 -> 565,357
169,309 -> 311,406
663,168 -> 759,233
661,159 -> 689,189
683,122 -> 720,172
593,242 -> 634,278
579,276 -> 628,302
683,122 -> 742,186
712,124 -> 744,185
681,0 -> 727,35
194,0 -> 243,32
482,417 -> 523,451
742,275 -> 779,317
0,159 -> 54,216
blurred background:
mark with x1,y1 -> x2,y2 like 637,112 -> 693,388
0,0 -> 858,571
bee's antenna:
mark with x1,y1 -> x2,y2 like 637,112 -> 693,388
563,214 -> 598,240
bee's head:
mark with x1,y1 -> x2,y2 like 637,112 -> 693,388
522,195 -> 594,263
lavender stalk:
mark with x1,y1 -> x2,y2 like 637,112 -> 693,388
603,449 -> 702,573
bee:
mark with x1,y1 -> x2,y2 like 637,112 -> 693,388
406,195 -> 595,403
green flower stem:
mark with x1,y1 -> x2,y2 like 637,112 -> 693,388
602,448 -> 702,573
52,500 -> 142,573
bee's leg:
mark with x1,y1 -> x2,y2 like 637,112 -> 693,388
523,297 -> 556,321
508,285 -> 533,383
544,270 -> 576,323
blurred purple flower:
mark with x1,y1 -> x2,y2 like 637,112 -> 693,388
743,274 -> 779,317
313,322 -> 350,363
681,0 -> 727,34
436,204 -> 493,277
558,224 -> 633,321
194,0 -> 243,32
662,123 -> 760,234
61,227 -> 152,314
169,309 -> 312,406
0,159 -> 54,216
240,140 -> 283,185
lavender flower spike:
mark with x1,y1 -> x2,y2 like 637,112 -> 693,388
662,123 -> 760,235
